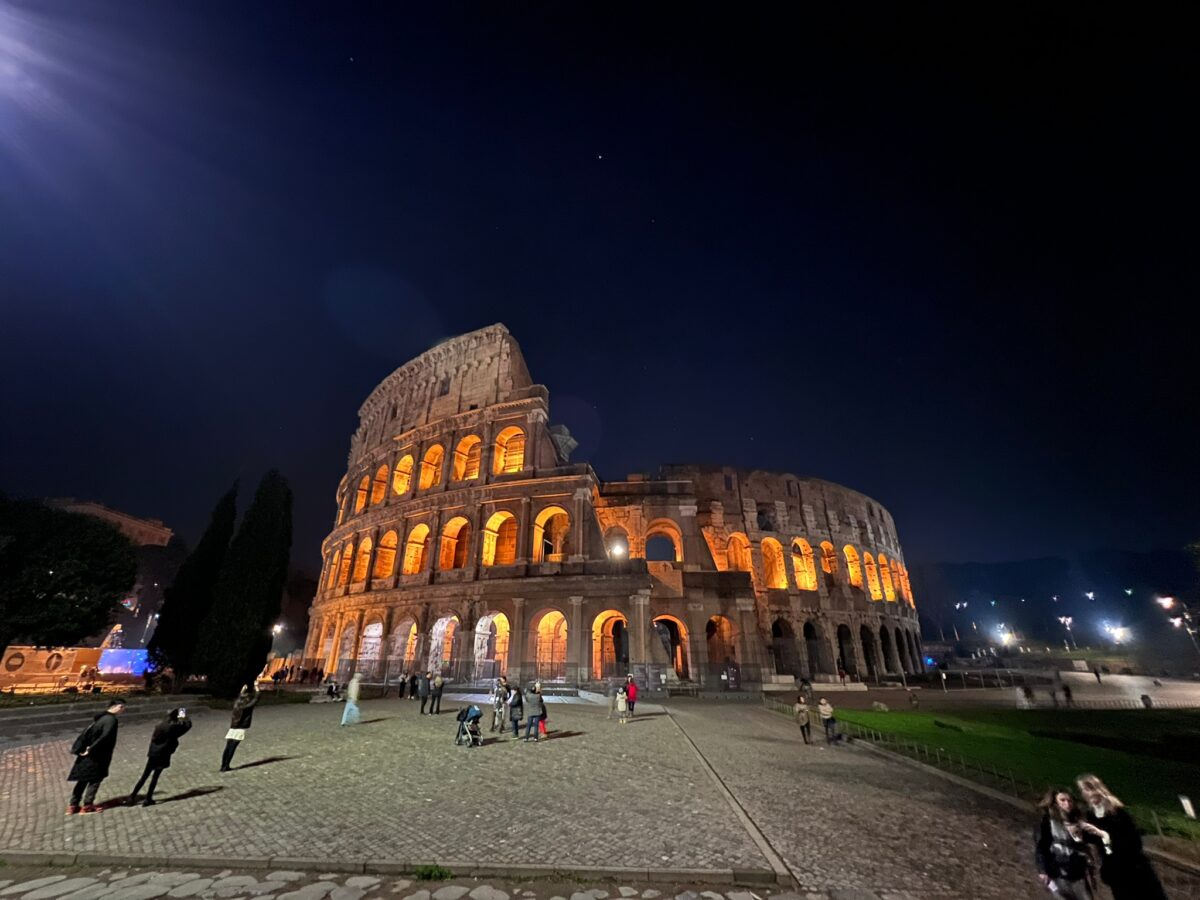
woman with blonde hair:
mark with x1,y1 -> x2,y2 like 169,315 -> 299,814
1075,774 -> 1167,899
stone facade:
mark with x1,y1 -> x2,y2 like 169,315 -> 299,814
304,324 -> 923,689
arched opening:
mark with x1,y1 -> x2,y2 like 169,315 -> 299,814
706,615 -> 736,667
428,614 -> 461,678
859,624 -> 879,681
392,455 -> 414,495
359,620 -> 383,678
532,505 -> 571,563
843,545 -> 862,587
336,544 -> 354,587
370,465 -> 388,506
652,615 -> 690,680
820,541 -> 838,578
401,524 -> 430,575
336,622 -> 357,679
473,612 -> 510,681
533,610 -> 567,682
770,618 -> 802,677
864,552 -> 882,600
373,530 -> 398,579
726,533 -> 752,572
438,517 -> 472,570
761,538 -> 788,589
451,435 -> 482,481
896,626 -> 912,674
592,610 -> 629,680
481,511 -> 518,566
321,620 -> 337,660
879,555 -> 896,601
389,619 -> 418,670
326,549 -> 340,589
804,620 -> 831,675
644,519 -> 683,562
791,539 -> 817,591
604,526 -> 629,560
418,445 -> 444,490
836,624 -> 857,678
351,538 -> 373,585
493,426 -> 526,474
910,631 -> 924,672
879,626 -> 897,674
354,476 -> 369,513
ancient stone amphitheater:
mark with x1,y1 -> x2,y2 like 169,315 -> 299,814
304,324 -> 923,692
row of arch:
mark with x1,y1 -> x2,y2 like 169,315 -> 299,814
769,617 -> 924,679
341,426 -> 527,522
725,533 -> 913,604
325,505 -> 573,589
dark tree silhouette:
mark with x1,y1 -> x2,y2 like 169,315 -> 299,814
196,471 -> 293,697
148,483 -> 237,677
0,496 -> 137,651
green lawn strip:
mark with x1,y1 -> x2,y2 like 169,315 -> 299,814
837,709 -> 1200,838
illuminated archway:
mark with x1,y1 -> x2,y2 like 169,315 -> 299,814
438,517 -> 472,570
864,552 -> 882,600
726,533 -> 752,572
336,621 -> 357,677
373,530 -> 398,579
706,616 -> 737,681
791,539 -> 817,590
533,610 -> 568,682
532,505 -> 571,563
761,538 -> 787,589
359,620 -> 383,665
429,614 -> 461,677
820,541 -> 838,577
336,543 -> 354,587
390,618 -> 418,670
493,426 -> 526,474
370,465 -> 388,506
644,519 -> 683,563
326,549 -> 340,589
392,455 -> 414,495
354,476 -> 369,513
592,609 -> 629,680
843,545 -> 863,588
604,525 -> 629,559
401,523 -> 430,575
418,445 -> 444,490
879,554 -> 896,601
351,537 -> 373,585
481,511 -> 518,566
474,612 -> 510,680
452,435 -> 482,481
652,614 -> 690,680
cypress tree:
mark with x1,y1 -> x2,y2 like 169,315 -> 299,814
197,470 -> 293,697
148,483 -> 237,677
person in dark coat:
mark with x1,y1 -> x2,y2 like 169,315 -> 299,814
67,698 -> 126,814
417,672 -> 432,714
129,708 -> 192,806
430,673 -> 444,715
1033,787 -> 1094,899
396,671 -> 408,699
407,672 -> 419,700
1076,774 -> 1168,900
220,684 -> 259,772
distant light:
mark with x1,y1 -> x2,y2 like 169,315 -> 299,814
1124,588 -> 1133,596
272,624 -> 283,634
610,544 -> 626,558
1172,617 -> 1184,628
1158,597 -> 1176,609
1085,592 -> 1095,600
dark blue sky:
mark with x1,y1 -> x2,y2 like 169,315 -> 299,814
2,3 -> 1197,568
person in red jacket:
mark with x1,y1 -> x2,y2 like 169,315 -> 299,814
625,674 -> 639,716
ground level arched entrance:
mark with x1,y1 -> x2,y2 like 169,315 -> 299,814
533,610 -> 567,682
429,614 -> 462,679
652,614 -> 690,680
592,609 -> 629,680
836,624 -> 857,678
803,620 -> 832,677
771,618 -> 803,678
474,612 -> 510,681
859,624 -> 879,682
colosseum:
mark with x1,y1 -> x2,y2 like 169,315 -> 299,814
304,324 -> 923,693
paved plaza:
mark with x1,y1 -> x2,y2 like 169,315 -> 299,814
0,695 -> 1174,898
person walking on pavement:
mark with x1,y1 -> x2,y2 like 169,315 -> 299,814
624,674 -> 638,716
793,695 -> 812,744
418,671 -> 432,714
66,697 -> 126,814
1076,774 -> 1168,900
340,673 -> 363,726
129,707 -> 192,806
1063,684 -> 1074,707
523,683 -> 546,742
430,672 -> 444,715
1034,786 -> 1095,900
507,682 -> 524,739
408,672 -> 418,700
220,684 -> 259,772
818,698 -> 837,743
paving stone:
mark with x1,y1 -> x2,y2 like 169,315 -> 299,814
700,893 -> 723,900
386,887 -> 409,895
617,891 -> 637,899
212,879 -> 259,892
674,893 -> 700,900
148,878 -> 201,888
0,885 -> 12,893
166,880 -> 213,898
640,893 -> 660,899
25,879 -> 100,900
2,878 -> 69,897
401,893 -> 430,900
278,887 -> 335,900
430,889 -> 467,900
343,881 -> 379,891
264,878 -> 303,886
58,884 -> 114,900
103,886 -> 171,900
467,889 -> 507,900
329,889 -> 366,900
246,885 -> 287,897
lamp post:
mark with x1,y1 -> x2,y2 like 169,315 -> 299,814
1057,616 -> 1077,651
1158,598 -> 1200,662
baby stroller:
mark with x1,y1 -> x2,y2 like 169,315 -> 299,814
454,704 -> 484,748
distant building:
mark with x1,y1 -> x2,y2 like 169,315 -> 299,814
46,498 -> 173,547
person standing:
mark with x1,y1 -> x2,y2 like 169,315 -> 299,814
66,698 -> 126,814
1034,787 -> 1095,899
507,682 -> 524,739
417,672 -> 431,715
408,672 -> 419,700
625,674 -> 638,716
523,683 -> 546,742
616,685 -> 629,724
220,684 -> 259,772
396,671 -> 408,700
430,673 -> 444,715
129,708 -> 192,806
817,698 -> 836,743
793,695 -> 812,744
1063,684 -> 1074,707
341,673 -> 363,726
491,677 -> 508,732
1076,774 -> 1167,900
1092,667 -> 1102,684
837,665 -> 847,686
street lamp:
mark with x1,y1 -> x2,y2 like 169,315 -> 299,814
1157,598 -> 1200,661
272,624 -> 284,635
1058,616 -> 1077,650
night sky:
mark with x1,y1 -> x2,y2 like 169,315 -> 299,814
2,3 -> 1197,569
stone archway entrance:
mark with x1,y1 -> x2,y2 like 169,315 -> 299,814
771,618 -> 803,678
335,622 -> 357,680
859,624 -> 879,682
389,618 -> 418,674
429,614 -> 462,679
592,610 -> 629,680
474,612 -> 510,682
533,610 -> 568,682
652,615 -> 690,681
836,624 -> 857,678
803,621 -> 831,677
879,626 -> 897,675
358,620 -> 384,680
896,627 -> 912,674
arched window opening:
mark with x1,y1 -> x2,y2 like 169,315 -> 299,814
726,533 -> 752,572
390,619 -> 418,668
481,511 -> 518,567
326,550 -> 339,588
336,544 -> 354,587
880,626 -> 897,674
860,624 -> 879,681
645,534 -> 677,561
474,612 -> 510,680
373,530 -> 398,579
354,476 -> 369,513
820,541 -> 838,576
706,616 -> 736,671
604,526 -> 629,560
761,538 -> 788,589
493,426 -> 526,474
643,519 -> 683,563
429,614 -> 460,677
535,610 -> 567,681
392,455 -> 414,495
592,610 -> 629,680
438,517 -> 472,570
836,624 -> 857,678
803,620 -> 831,675
790,539 -> 817,590
864,552 -> 882,600
418,445 -> 444,490
533,506 -> 571,563
359,621 -> 383,664
401,523 -> 430,575
843,545 -> 863,587
451,435 -> 482,481
370,465 -> 388,506
879,554 -> 897,601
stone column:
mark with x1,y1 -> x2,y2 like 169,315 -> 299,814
383,450 -> 398,506
516,497 -> 532,564
378,606 -> 394,683
735,597 -> 766,685
678,504 -> 705,571
326,613 -> 346,676
479,420 -> 497,484
365,526 -> 381,588
630,592 -> 650,686
568,595 -> 584,685
685,601 -> 706,683
570,488 -> 589,562
528,408 -> 547,471
348,609 -> 365,676
508,598 -> 526,683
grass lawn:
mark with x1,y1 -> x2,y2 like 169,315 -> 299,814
836,707 -> 1200,838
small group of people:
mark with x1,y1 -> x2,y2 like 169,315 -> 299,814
793,695 -> 838,744
607,674 -> 639,723
1034,776 -> 1167,899
487,676 -> 549,742
65,684 -> 261,814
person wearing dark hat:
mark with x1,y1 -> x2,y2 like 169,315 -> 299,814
129,707 -> 192,806
66,697 -> 126,814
